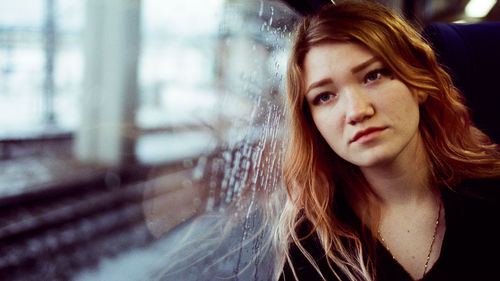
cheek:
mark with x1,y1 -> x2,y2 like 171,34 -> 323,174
388,92 -> 421,128
312,110 -> 344,148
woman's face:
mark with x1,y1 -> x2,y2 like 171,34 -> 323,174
303,42 -> 423,169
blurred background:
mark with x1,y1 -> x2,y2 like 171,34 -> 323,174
0,0 -> 498,280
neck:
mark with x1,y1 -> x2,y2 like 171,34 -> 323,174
360,133 -> 433,207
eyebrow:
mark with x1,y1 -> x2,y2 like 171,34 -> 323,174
351,57 -> 378,73
305,57 -> 379,96
305,78 -> 334,96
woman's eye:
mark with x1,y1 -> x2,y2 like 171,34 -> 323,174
364,68 -> 391,84
313,93 -> 335,105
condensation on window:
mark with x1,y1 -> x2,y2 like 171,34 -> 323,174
0,0 -> 299,280
137,1 -> 299,280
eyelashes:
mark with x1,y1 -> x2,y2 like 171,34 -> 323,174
312,92 -> 336,105
363,68 -> 392,84
310,67 -> 393,106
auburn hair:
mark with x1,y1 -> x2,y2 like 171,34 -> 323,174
277,1 -> 500,281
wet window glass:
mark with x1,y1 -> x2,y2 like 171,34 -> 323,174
0,0 -> 298,280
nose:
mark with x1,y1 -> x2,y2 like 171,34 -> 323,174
345,86 -> 375,125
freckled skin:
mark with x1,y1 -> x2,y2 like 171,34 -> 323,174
303,42 -> 423,170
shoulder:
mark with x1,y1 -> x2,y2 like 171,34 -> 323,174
281,220 -> 324,280
439,178 -> 500,279
443,177 -> 500,243
280,218 -> 342,281
452,177 -> 500,207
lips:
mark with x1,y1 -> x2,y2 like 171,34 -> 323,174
350,127 -> 387,143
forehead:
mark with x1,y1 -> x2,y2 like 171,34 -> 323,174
303,42 -> 377,85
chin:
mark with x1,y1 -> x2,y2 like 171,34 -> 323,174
349,151 -> 397,169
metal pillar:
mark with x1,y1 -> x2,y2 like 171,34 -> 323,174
43,0 -> 56,125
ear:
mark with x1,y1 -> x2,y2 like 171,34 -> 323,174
416,90 -> 428,104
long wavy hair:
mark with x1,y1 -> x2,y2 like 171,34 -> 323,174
277,1 -> 500,280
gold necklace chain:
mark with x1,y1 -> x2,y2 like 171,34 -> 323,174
378,203 -> 442,279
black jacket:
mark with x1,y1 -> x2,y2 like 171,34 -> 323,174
280,178 -> 500,281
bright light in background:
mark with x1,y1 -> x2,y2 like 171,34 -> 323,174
143,0 -> 224,35
138,0 -> 225,131
466,0 -> 497,18
0,0 -> 44,26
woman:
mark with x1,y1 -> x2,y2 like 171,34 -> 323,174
277,1 -> 500,281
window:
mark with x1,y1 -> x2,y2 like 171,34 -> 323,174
0,0 -> 298,280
